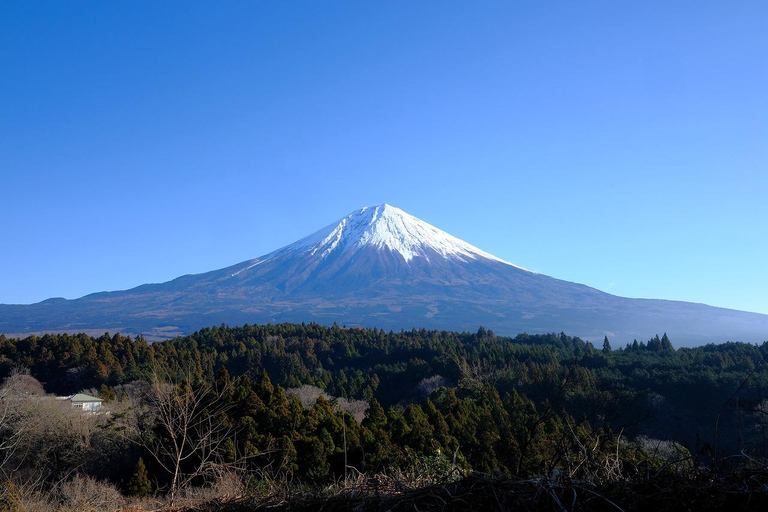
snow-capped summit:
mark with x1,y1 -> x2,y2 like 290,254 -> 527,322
236,204 -> 527,274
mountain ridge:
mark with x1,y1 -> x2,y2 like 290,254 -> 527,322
1,204 -> 767,347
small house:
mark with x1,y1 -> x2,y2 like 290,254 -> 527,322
67,393 -> 104,412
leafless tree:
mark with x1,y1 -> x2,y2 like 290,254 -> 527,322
286,384 -> 369,422
0,370 -> 114,497
136,365 -> 234,506
56,474 -> 125,511
417,375 -> 452,398
0,374 -> 32,475
1,368 -> 46,397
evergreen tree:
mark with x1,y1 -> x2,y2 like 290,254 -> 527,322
602,336 -> 611,353
215,366 -> 232,393
99,383 -> 116,403
661,333 -> 674,352
256,369 -> 274,401
127,458 -> 152,498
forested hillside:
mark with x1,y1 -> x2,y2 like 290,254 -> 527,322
0,323 -> 766,510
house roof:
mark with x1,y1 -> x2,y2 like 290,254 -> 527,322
69,393 -> 103,403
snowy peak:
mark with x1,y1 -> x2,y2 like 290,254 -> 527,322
244,204 -> 528,271
337,204 -> 508,264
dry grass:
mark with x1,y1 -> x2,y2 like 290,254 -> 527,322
169,464 -> 768,512
4,463 -> 768,511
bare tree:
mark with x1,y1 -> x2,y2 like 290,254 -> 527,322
137,365 -> 234,506
0,373 -> 33,475
0,370 -> 108,493
56,474 -> 125,511
286,384 -> 369,422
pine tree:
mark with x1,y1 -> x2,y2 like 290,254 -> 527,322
127,457 -> 152,498
363,398 -> 387,430
215,366 -> 232,393
99,383 -> 116,403
256,369 -> 274,401
661,333 -> 674,352
602,336 -> 612,353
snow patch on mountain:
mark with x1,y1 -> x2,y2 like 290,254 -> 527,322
232,204 -> 531,276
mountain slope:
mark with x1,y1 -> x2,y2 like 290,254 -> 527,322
1,204 -> 767,347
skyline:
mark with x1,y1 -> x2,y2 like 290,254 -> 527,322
1,2 -> 767,315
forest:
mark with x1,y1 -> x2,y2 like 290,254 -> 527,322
0,323 -> 766,510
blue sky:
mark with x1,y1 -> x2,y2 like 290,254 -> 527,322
1,1 -> 767,315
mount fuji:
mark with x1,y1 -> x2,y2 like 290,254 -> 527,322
1,204 -> 767,347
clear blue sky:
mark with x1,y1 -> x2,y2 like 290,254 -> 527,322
1,1 -> 767,314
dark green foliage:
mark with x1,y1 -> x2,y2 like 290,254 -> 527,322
0,323 -> 766,495
661,333 -> 674,351
99,383 -> 116,403
127,458 -> 152,498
